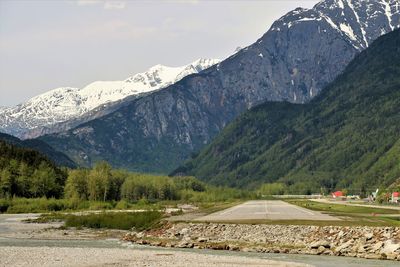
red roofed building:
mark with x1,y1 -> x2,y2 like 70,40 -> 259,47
391,192 -> 399,203
332,191 -> 344,198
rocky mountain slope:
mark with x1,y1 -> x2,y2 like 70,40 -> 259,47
174,29 -> 400,192
0,59 -> 219,139
0,132 -> 76,168
40,0 -> 400,173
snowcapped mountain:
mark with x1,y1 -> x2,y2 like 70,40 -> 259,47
271,0 -> 399,51
0,58 -> 220,138
39,0 -> 400,173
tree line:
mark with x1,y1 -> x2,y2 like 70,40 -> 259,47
64,161 -> 206,202
0,140 -> 254,204
0,141 -> 66,198
0,139 -> 210,202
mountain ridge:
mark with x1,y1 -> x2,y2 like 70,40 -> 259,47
39,0 -> 400,173
0,58 -> 219,139
174,29 -> 400,192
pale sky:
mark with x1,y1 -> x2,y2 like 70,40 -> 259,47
0,0 -> 319,107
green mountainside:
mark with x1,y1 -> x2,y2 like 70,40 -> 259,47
173,30 -> 400,194
0,132 -> 76,168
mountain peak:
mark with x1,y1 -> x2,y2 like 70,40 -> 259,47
0,58 -> 220,138
270,0 -> 399,50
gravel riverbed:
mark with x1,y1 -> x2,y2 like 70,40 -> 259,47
0,246 -> 310,267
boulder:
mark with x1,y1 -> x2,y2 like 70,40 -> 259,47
381,240 -> 400,254
309,240 -> 331,249
364,233 -> 374,240
197,237 -> 208,243
334,240 -> 353,253
371,241 -> 384,252
364,253 -> 383,260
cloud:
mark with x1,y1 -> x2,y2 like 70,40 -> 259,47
75,0 -> 126,10
164,0 -> 199,4
103,1 -> 126,10
76,0 -> 101,6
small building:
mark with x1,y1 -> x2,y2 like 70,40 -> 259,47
332,191 -> 344,198
391,192 -> 399,203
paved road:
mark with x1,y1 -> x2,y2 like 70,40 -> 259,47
195,200 -> 340,221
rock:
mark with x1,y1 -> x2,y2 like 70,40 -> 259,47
371,241 -> 384,252
317,246 -> 326,254
176,236 -> 194,248
136,232 -> 145,238
197,237 -> 208,243
211,244 -> 228,250
364,233 -> 374,240
337,230 -> 345,238
128,222 -> 400,262
383,232 -> 391,238
310,240 -> 330,249
228,244 -> 239,251
137,240 -> 149,245
381,240 -> 400,254
334,240 -> 353,253
179,228 -> 190,236
364,253 -> 384,260
356,245 -> 366,253
241,247 -> 256,253
386,253 -> 398,260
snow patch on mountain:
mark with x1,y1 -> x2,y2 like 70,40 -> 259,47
276,0 -> 400,50
0,58 -> 220,138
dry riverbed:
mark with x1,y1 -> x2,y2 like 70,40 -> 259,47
0,246 -> 310,267
2,212 -> 400,266
0,213 -> 310,267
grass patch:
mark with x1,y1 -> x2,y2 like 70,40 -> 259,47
279,199 -> 400,227
194,216 -> 400,227
52,211 -> 163,230
285,199 -> 400,215
0,197 -> 168,214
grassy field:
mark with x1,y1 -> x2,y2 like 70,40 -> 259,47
194,215 -> 400,227
283,199 -> 400,227
285,199 -> 400,214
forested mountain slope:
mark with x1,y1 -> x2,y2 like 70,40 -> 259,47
0,133 -> 76,168
0,139 -> 67,198
174,29 -> 400,193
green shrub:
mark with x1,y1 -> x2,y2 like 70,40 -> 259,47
115,200 -> 129,209
88,201 -> 114,210
65,211 -> 161,230
0,199 -> 10,213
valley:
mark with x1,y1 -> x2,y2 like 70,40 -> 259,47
1,0 -> 400,266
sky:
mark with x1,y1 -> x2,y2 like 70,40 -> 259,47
0,0 -> 319,107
